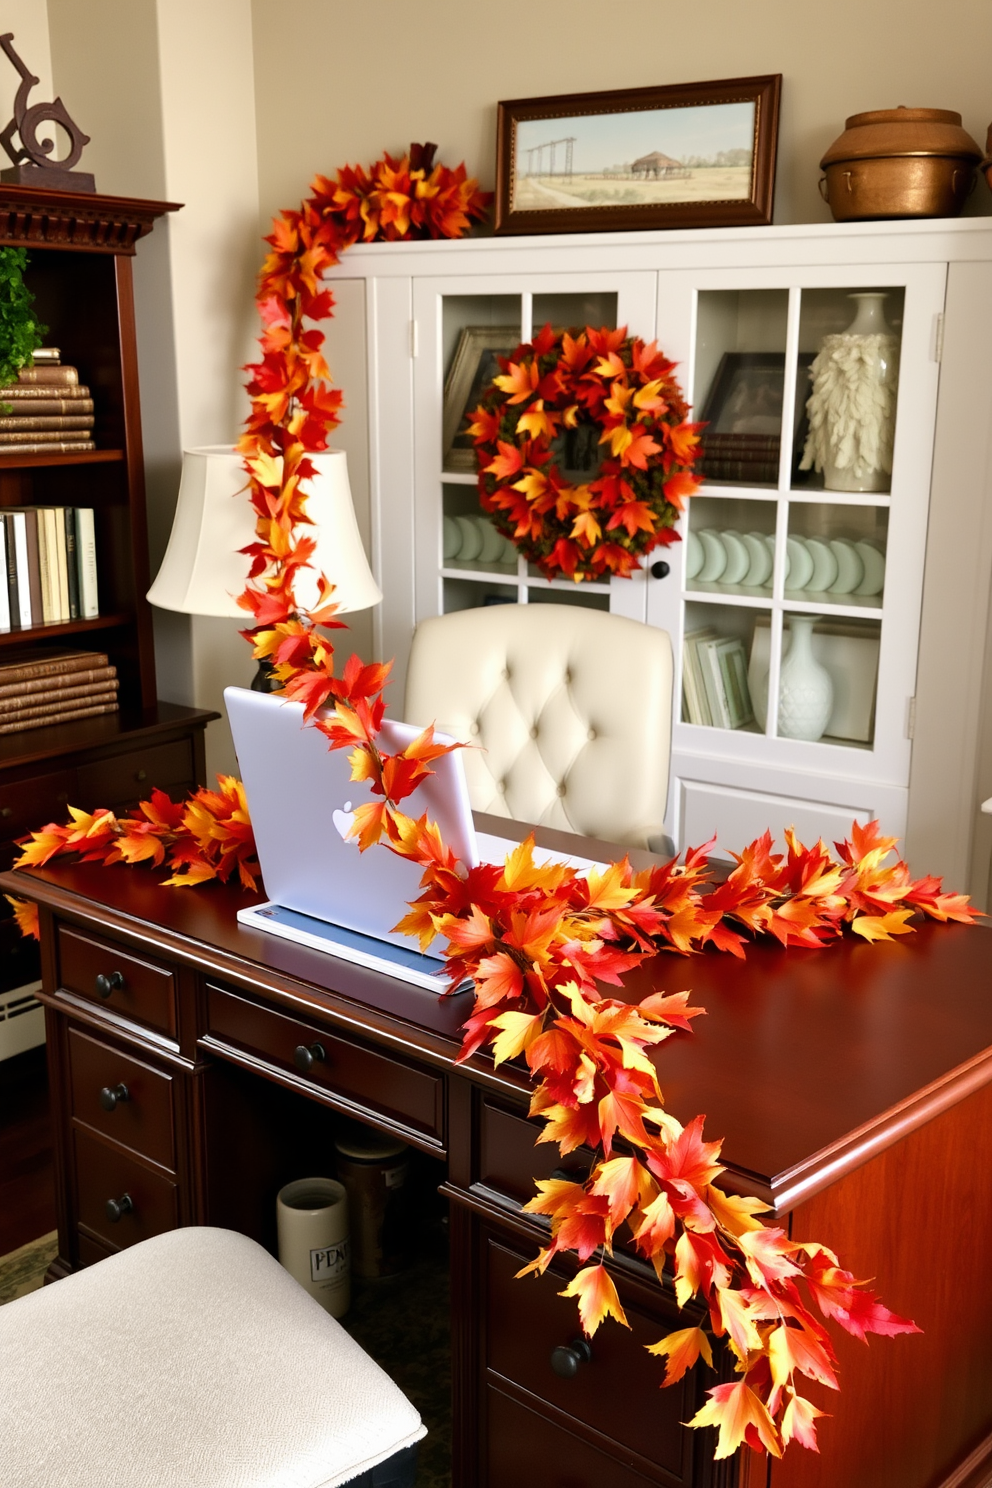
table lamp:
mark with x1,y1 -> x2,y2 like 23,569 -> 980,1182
147,445 -> 382,687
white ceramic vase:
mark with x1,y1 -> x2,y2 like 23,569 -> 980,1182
777,615 -> 834,741
753,615 -> 834,741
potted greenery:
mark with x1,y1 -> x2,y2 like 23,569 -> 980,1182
0,246 -> 45,394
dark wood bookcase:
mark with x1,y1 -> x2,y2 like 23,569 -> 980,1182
0,184 -> 217,992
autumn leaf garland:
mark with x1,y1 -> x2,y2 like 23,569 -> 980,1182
468,323 -> 704,582
6,145 -> 980,1464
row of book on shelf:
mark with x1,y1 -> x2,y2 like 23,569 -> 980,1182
0,349 -> 96,455
698,432 -> 781,487
0,508 -> 98,631
682,627 -> 755,730
0,648 -> 118,736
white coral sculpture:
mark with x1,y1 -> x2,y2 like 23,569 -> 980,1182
800,333 -> 900,481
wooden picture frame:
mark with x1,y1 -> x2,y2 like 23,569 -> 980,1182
495,75 -> 781,235
442,325 -> 521,472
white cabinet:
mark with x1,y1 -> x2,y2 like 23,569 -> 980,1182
324,220 -> 992,887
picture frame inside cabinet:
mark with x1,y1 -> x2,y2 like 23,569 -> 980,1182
442,325 -> 521,473
495,74 -> 781,235
699,350 -> 815,486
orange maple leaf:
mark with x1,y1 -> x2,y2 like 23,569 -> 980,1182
493,360 -> 539,404
647,1325 -> 713,1384
4,895 -> 38,940
485,441 -> 524,481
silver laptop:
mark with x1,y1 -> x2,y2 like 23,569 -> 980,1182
226,687 -> 601,987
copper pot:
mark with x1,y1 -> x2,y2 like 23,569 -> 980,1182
819,107 -> 981,221
979,123 -> 992,194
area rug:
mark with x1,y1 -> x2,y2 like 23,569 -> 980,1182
0,1230 -> 58,1305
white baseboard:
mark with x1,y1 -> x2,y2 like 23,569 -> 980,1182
0,981 -> 44,1061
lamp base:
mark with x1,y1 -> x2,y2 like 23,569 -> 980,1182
250,657 -> 282,693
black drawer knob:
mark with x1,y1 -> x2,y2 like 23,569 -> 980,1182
650,560 -> 670,580
294,1041 -> 326,1073
95,971 -> 125,998
105,1193 -> 133,1223
99,1083 -> 130,1112
550,1338 -> 592,1379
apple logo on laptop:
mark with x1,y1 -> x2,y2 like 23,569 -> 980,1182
332,800 -> 357,844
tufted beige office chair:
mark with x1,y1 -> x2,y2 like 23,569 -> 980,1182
404,603 -> 674,852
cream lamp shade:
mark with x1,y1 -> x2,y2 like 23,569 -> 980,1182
146,445 -> 382,617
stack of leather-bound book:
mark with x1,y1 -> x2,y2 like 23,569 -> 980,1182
0,649 -> 119,736
0,349 -> 95,455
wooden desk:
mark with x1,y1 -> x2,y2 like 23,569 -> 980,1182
5,834 -> 992,1488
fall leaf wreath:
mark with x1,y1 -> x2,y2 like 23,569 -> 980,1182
468,324 -> 703,583
5,145 -> 980,1463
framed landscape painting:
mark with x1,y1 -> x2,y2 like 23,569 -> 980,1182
495,76 -> 781,235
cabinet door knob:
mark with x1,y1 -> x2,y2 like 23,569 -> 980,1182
99,1082 -> 130,1111
105,1193 -> 133,1223
135,769 -> 147,782
550,1338 -> 593,1378
293,1041 -> 326,1073
0,806 -> 11,819
650,560 -> 670,580
95,971 -> 125,998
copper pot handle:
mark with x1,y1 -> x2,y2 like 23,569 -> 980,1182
951,167 -> 978,199
818,175 -> 829,201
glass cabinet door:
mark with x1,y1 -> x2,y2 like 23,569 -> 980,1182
648,262 -> 946,833
412,272 -> 657,628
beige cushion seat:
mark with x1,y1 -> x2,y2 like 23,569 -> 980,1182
0,1227 -> 425,1488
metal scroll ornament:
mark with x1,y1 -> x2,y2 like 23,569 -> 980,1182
0,33 -> 95,193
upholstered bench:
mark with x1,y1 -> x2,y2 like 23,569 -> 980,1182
0,1227 -> 425,1488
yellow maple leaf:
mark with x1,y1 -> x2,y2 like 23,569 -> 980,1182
558,1262 -> 629,1336
850,909 -> 915,942
688,1382 -> 782,1459
570,509 -> 602,548
489,1009 -> 546,1066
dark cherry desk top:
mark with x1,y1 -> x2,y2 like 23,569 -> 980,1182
6,815 -> 991,1217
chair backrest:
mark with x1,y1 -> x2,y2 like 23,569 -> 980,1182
404,604 -> 673,849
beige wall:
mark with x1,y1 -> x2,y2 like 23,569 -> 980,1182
47,0 -> 262,780
250,0 -> 992,229
0,5 -> 53,131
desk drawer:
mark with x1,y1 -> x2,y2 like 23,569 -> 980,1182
76,738 -> 194,809
486,1389 -> 663,1488
205,985 -> 444,1144
0,768 -> 74,840
485,1232 -> 697,1483
73,1126 -> 179,1252
68,1025 -> 175,1171
478,1097 -> 589,1205
58,924 -> 177,1040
